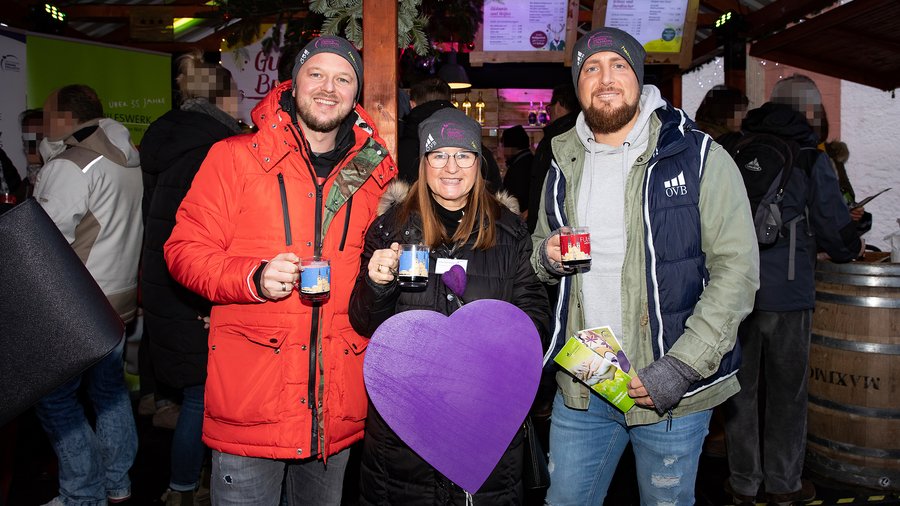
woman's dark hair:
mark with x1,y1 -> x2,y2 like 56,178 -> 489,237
695,85 -> 748,130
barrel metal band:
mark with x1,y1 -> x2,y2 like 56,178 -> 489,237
805,450 -> 900,490
818,261 -> 900,277
811,333 -> 900,355
815,291 -> 900,308
809,393 -> 900,419
808,432 -> 900,458
816,271 -> 900,288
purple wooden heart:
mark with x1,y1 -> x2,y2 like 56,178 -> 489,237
364,299 -> 542,493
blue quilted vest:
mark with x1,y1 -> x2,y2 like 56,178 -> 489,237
644,106 -> 741,395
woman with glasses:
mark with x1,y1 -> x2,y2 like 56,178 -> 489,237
349,108 -> 550,505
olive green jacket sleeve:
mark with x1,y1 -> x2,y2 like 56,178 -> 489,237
664,142 -> 760,378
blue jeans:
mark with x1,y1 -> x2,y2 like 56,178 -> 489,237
35,338 -> 138,506
211,448 -> 349,506
170,384 -> 206,492
545,391 -> 711,506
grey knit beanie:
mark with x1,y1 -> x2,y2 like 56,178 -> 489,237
571,27 -> 645,91
418,108 -> 482,157
291,35 -> 363,101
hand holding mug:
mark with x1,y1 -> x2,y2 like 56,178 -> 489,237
368,242 -> 400,285
261,252 -> 300,300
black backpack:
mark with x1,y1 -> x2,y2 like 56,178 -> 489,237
724,132 -> 803,248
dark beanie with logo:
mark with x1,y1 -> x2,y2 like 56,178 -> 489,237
571,27 -> 646,91
418,108 -> 482,157
291,35 -> 363,101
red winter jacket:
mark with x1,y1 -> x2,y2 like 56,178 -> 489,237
165,81 -> 396,459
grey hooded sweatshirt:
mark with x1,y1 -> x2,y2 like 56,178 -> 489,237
575,86 -> 666,339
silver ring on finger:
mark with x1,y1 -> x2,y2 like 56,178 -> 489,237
280,281 -> 287,292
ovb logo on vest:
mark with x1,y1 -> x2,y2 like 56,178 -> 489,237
663,171 -> 687,197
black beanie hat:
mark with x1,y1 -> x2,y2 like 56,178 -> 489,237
291,35 -> 363,102
572,27 -> 645,91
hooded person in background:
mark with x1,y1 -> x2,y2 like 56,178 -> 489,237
531,27 -> 759,505
164,35 -> 396,505
33,84 -> 143,506
722,75 -> 864,506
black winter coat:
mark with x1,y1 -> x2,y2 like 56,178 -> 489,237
140,108 -> 239,388
501,149 -> 534,214
349,184 -> 550,505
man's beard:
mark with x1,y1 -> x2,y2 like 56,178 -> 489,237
583,93 -> 639,135
296,95 -> 347,133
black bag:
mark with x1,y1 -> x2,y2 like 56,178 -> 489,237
0,199 -> 125,425
725,132 -> 800,248
522,416 -> 550,490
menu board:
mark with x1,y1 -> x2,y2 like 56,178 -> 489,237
605,0 -> 689,53
482,0 -> 568,52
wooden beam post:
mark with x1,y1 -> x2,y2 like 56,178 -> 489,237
362,0 -> 398,161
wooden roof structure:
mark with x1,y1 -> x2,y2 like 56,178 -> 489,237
3,0 -> 898,91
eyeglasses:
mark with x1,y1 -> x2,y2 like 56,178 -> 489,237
426,151 -> 478,169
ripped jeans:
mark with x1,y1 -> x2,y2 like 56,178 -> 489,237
545,391 -> 711,505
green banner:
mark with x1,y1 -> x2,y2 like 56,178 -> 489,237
26,35 -> 170,144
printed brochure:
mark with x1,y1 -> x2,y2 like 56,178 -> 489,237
553,326 -> 635,412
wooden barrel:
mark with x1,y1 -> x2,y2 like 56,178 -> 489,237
807,257 -> 900,491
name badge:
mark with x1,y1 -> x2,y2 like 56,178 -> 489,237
435,258 -> 468,274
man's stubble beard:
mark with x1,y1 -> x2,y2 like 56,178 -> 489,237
583,96 -> 639,135
296,95 -> 349,133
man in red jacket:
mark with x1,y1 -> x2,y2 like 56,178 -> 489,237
165,36 -> 396,505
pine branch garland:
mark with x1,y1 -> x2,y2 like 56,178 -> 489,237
310,0 -> 430,55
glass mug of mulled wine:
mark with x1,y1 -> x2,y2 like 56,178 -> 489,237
299,257 -> 330,302
397,244 -> 430,289
559,227 -> 591,268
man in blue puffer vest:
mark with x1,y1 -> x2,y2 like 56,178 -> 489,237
530,27 -> 760,504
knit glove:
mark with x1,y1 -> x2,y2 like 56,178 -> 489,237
539,229 -> 575,277
637,355 -> 702,415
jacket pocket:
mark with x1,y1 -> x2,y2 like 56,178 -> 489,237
205,324 -> 288,424
330,313 -> 369,422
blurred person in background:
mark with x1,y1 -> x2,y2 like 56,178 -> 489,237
527,83 -> 579,234
34,83 -> 142,506
500,125 -> 533,220
140,49 -> 243,506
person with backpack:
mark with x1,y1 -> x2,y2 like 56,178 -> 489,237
722,75 -> 864,506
